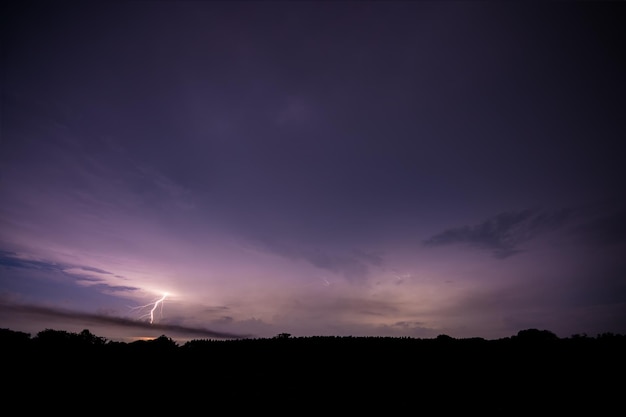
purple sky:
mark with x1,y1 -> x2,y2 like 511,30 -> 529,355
1,1 -> 625,343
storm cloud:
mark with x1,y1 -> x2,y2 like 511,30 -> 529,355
2,1 -> 625,341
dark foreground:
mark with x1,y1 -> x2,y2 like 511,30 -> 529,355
2,328 -> 624,414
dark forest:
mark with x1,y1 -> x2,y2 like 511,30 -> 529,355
2,327 -> 623,414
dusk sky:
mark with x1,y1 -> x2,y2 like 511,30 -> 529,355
2,1 -> 625,343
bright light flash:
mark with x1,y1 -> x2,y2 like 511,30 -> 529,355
149,292 -> 168,324
131,292 -> 169,324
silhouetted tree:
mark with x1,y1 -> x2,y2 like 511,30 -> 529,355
0,328 -> 32,353
34,328 -> 74,347
436,333 -> 455,342
78,328 -> 107,346
515,328 -> 558,342
0,327 -> 31,343
151,334 -> 178,349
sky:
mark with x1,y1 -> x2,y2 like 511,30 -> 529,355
1,0 -> 625,343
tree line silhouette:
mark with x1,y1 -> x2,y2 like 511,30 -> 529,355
2,327 -> 624,413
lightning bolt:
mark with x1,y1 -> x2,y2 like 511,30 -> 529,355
130,292 -> 169,324
149,292 -> 168,324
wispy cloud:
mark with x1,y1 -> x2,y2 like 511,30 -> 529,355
247,239 -> 385,283
0,250 -> 137,293
0,250 -> 67,272
423,208 -> 573,258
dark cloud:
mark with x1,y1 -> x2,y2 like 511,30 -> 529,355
0,251 -> 114,275
306,249 -> 371,282
0,251 -> 66,272
352,249 -> 385,267
0,251 -> 137,292
249,239 -> 383,283
575,208 -> 626,247
80,266 -> 113,274
0,299 -> 249,340
423,208 -> 573,258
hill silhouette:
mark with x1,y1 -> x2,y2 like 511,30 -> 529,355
2,327 -> 624,414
